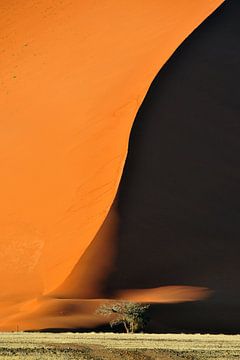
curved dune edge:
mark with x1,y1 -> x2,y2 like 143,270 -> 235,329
47,0 -> 224,297
0,0 -> 223,330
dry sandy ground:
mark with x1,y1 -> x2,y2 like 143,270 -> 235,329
0,332 -> 239,360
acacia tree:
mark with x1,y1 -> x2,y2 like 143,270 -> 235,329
96,301 -> 150,333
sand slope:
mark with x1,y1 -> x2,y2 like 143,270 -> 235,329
105,1 -> 240,333
0,0 -> 222,330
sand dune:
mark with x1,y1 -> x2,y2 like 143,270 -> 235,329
0,0 -> 222,330
105,0 -> 240,333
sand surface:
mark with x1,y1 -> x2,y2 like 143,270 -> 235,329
0,0 -> 223,330
95,0 -> 240,333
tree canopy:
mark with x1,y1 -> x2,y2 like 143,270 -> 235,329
96,301 -> 150,333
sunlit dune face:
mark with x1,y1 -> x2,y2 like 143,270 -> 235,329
0,0 -> 223,330
0,298 -> 104,332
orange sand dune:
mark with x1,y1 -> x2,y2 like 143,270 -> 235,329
0,0 -> 223,330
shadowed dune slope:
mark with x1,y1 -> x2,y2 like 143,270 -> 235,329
0,0 -> 223,330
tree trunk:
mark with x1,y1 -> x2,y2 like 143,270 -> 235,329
123,321 -> 129,333
130,322 -> 134,333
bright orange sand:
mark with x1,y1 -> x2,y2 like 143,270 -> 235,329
0,0 -> 223,330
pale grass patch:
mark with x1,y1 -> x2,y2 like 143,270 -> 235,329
0,332 -> 239,359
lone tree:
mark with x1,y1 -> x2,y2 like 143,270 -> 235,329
96,301 -> 150,333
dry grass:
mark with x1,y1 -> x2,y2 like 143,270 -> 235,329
0,332 -> 239,359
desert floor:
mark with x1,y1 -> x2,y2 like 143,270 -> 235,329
0,332 -> 239,359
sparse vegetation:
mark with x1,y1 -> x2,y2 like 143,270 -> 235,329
96,301 -> 150,333
0,333 -> 239,359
